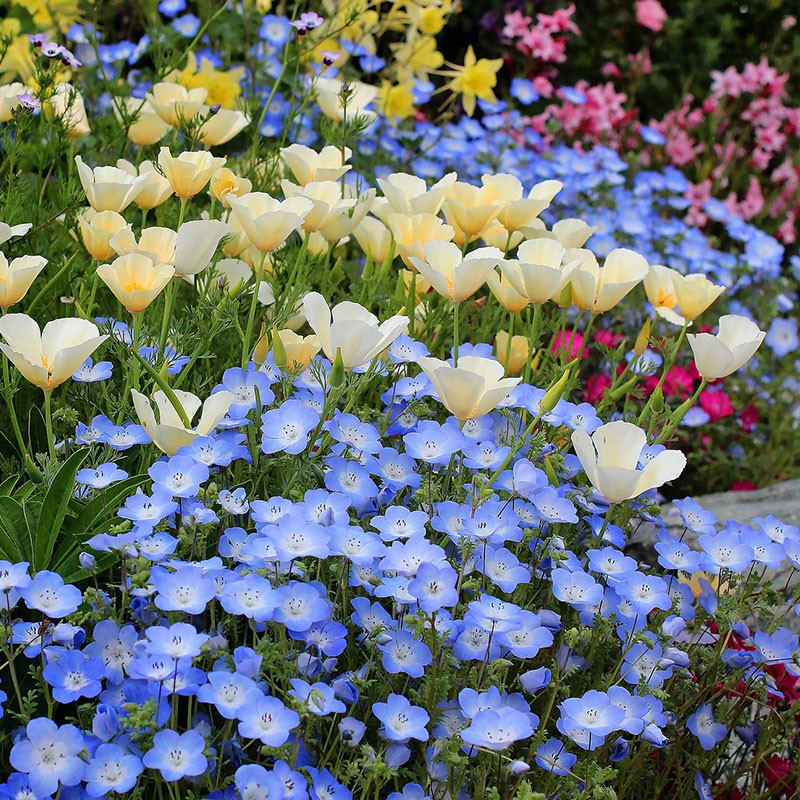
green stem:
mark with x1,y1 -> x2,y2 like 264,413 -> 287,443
503,311 -> 515,373
157,279 -> 177,355
453,300 -> 460,362
129,348 -> 192,429
43,390 -> 56,460
638,322 -> 688,424
1,355 -> 28,459
241,251 -> 268,369
523,303 -> 543,385
26,254 -> 78,317
118,311 -> 144,423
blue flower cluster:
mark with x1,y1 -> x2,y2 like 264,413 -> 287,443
2,333 -> 799,797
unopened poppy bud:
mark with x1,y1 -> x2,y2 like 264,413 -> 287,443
271,325 -> 287,368
651,385 -> 664,413
252,324 -> 269,366
557,283 -> 572,308
328,347 -> 346,388
634,317 -> 651,356
543,455 -> 559,486
540,367 -> 571,413
609,375 -> 639,402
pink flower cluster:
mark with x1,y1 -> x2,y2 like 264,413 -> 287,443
650,59 -> 800,242
502,4 -> 580,66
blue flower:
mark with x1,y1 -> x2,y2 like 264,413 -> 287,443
43,647 -> 105,703
289,678 -> 346,716
145,621 -> 209,659
85,743 -> 143,795
261,399 -> 319,454
158,0 -> 186,17
379,630 -> 432,677
510,77 -> 539,105
143,728 -> 207,780
307,767 -> 352,800
687,703 -> 727,750
373,693 -> 430,742
765,317 -> 799,356
76,462 -> 128,488
462,707 -> 535,751
558,690 -> 626,750
408,562 -> 459,612
152,565 -> 216,614
117,489 -> 179,531
235,764 -> 286,800
20,571 -> 82,617
260,14 -> 292,46
9,718 -> 86,797
674,497 -> 718,534
171,13 -> 201,37
236,695 -> 300,745
72,358 -> 113,382
196,671 -> 262,719
149,455 -> 210,498
403,420 -> 464,465
551,568 -> 603,608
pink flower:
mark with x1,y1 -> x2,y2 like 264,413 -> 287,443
635,0 -> 667,32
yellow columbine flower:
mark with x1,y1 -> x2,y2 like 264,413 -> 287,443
16,0 -> 85,32
393,34 -> 443,80
174,53 -> 244,109
439,46 -> 503,116
379,80 -> 416,123
406,0 -> 453,35
0,20 -> 35,83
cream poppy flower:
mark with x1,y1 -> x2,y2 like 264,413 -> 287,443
97,254 -> 175,314
74,156 -> 145,213
48,83 -> 90,138
228,192 -> 314,252
0,314 -> 107,390
146,82 -> 208,127
116,97 -> 171,146
157,148 -> 227,198
353,217 -> 392,263
78,209 -> 131,261
499,239 -> 584,305
280,180 -> 357,233
378,172 -> 456,216
198,107 -> 250,147
572,420 -> 687,504
132,388 -> 234,456
0,253 -> 47,308
116,159 -> 174,210
0,221 -> 32,245
418,355 -> 521,419
302,292 -> 408,370
0,82 -> 25,122
481,174 -> 562,232
387,212 -> 455,269
409,240 -> 501,302
209,168 -> 253,209
569,248 -> 649,313
280,144 -> 352,185
315,77 -> 377,125
443,181 -> 503,245
687,315 -> 766,382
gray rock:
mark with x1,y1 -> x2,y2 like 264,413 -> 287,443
631,480 -> 800,607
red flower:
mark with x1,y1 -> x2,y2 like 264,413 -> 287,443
761,754 -> 796,796
584,374 -> 612,404
594,329 -> 623,348
731,480 -> 758,491
740,403 -> 759,432
699,389 -> 734,421
550,330 -> 588,360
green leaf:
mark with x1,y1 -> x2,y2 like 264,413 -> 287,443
0,496 -> 29,562
34,449 -> 89,571
69,474 -> 149,536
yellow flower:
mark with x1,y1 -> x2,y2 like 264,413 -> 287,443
439,46 -> 503,116
16,0 -> 84,32
174,53 -> 244,109
393,35 -> 443,80
379,80 -> 415,123
406,0 -> 452,35
0,21 -> 35,83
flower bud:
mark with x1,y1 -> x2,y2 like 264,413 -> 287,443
328,347 -> 346,388
271,325 -> 288,368
539,367 -> 571,413
634,317 -> 651,356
